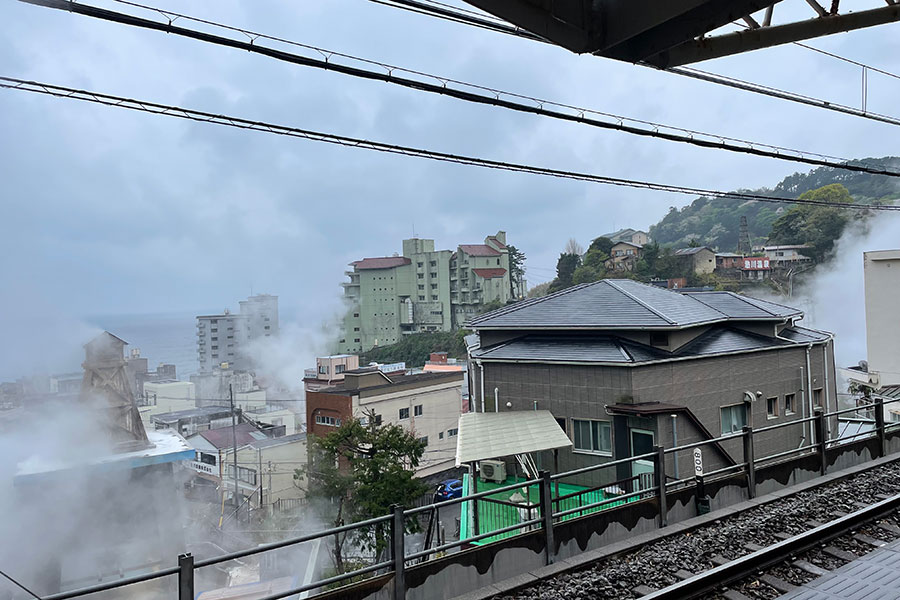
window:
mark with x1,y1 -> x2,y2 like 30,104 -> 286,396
418,284 -> 425,290
414,405 -> 423,416
354,338 -> 360,342
496,258 -> 500,265
418,296 -> 425,301
227,465 -> 257,485
430,272 -> 437,278
264,325 -> 270,330
766,397 -> 779,419
572,419 -> 611,454
417,262 -> 423,267
418,436 -> 428,446
813,388 -> 823,408
431,295 -> 438,301
721,404 -> 747,434
430,260 -> 436,267
784,393 -> 796,415
335,364 -> 345,374
374,414 -> 383,426
418,273 -> 424,279
353,327 -> 360,331
439,432 -> 444,440
199,452 -> 216,466
353,313 -> 359,318
649,332 -> 669,347
891,412 -> 900,423
399,407 -> 410,420
315,415 -> 342,427
211,345 -> 218,350
447,428 -> 458,437
318,365 -> 329,374
431,283 -> 438,289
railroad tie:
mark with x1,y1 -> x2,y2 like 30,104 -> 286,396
711,554 -> 730,566
853,533 -> 887,548
674,569 -> 695,581
721,590 -> 753,600
792,559 -> 829,576
631,585 -> 658,597
878,522 -> 900,536
743,543 -> 764,552
758,574 -> 795,593
822,545 -> 857,561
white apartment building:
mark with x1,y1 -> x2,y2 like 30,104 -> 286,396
197,294 -> 279,372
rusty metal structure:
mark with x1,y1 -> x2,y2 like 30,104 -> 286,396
81,331 -> 150,450
463,0 -> 900,66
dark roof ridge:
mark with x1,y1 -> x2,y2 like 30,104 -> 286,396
605,279 -> 678,325
467,280 -> 602,325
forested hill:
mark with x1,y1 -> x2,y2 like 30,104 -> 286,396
648,156 -> 900,251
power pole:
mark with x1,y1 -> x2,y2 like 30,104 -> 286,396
230,384 -> 239,521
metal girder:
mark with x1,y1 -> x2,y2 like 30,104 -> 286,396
644,3 -> 900,67
463,0 -> 781,56
463,0 -> 900,66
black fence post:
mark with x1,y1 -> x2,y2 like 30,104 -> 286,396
815,409 -> 827,475
653,445 -> 667,528
875,397 -> 886,458
177,553 -> 194,600
539,470 -> 555,565
742,426 -> 756,499
391,505 -> 406,600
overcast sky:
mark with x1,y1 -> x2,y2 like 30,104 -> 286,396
1,0 -> 899,325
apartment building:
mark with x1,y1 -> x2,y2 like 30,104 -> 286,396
196,294 -> 278,372
339,232 -> 516,353
466,279 -> 836,486
306,368 -> 464,478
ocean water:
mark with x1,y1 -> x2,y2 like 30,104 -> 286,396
87,312 -> 199,380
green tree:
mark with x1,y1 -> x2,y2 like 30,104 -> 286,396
548,252 -> 581,292
506,245 -> 527,299
296,417 -> 429,572
767,183 -> 853,262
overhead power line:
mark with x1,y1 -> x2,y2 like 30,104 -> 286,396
366,0 -> 900,128
20,0 -> 899,178
3,76 -> 899,212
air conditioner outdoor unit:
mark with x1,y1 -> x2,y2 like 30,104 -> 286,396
480,460 -> 507,483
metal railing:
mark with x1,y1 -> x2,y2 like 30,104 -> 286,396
43,396 -> 900,600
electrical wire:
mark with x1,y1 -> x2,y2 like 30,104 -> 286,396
0,569 -> 41,600
19,0 -> 899,178
4,76 -> 899,211
364,0 -> 900,128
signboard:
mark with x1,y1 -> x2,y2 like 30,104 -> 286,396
693,448 -> 703,476
742,257 -> 770,270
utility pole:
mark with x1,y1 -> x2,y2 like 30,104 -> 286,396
230,384 -> 239,522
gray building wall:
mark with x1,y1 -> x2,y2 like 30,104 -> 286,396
473,340 -> 836,487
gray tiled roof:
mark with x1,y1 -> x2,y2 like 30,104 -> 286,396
677,327 -> 790,356
474,336 -> 668,363
685,291 -> 803,320
673,247 -> 711,256
779,325 -> 832,343
468,279 -> 785,330
472,323 -> 830,365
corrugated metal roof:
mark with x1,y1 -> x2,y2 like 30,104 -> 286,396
876,385 -> 900,400
455,410 -> 572,465
674,247 -> 711,256
197,423 -> 267,449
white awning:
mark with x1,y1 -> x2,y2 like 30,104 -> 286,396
455,410 -> 573,466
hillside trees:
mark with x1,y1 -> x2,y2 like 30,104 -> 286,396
767,184 -> 853,262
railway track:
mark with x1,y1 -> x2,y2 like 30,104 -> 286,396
498,460 -> 900,600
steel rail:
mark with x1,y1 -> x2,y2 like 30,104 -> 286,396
640,491 -> 900,600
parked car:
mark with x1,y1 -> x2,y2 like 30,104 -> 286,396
434,478 -> 463,501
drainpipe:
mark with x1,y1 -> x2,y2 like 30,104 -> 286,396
477,360 -> 485,413
494,387 -> 499,413
823,342 -> 832,439
806,344 -> 815,444
670,414 -> 679,479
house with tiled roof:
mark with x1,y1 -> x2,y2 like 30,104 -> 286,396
339,231 -> 520,353
464,279 -> 836,488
